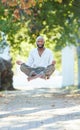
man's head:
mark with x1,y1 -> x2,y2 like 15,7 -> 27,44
36,36 -> 45,48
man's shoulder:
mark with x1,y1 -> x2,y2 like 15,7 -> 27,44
46,48 -> 53,53
30,48 -> 37,54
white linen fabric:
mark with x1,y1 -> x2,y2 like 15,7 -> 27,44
25,48 -> 54,68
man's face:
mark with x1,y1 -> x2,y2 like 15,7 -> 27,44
36,39 -> 44,48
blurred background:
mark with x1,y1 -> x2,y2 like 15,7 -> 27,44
0,0 -> 80,90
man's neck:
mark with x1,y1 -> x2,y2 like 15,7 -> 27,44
37,47 -> 45,56
38,47 -> 45,52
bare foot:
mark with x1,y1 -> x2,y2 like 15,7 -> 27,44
27,74 -> 47,81
40,75 -> 46,80
27,75 -> 40,81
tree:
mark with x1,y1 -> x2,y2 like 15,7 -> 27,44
72,0 -> 80,88
0,0 -> 79,48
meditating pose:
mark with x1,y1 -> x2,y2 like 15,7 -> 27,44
16,36 -> 56,81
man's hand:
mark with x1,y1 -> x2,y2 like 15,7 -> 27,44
52,60 -> 56,65
16,60 -> 23,65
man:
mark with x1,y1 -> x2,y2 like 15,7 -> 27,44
16,36 -> 56,81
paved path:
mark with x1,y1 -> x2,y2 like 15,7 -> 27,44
0,69 -> 80,130
0,89 -> 80,130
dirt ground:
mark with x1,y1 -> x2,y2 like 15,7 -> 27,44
0,88 -> 80,130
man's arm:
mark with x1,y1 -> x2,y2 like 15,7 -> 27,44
25,50 -> 34,66
48,50 -> 56,66
16,50 -> 34,66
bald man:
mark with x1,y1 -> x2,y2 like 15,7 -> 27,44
16,36 -> 56,81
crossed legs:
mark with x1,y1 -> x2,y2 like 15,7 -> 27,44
20,63 -> 55,81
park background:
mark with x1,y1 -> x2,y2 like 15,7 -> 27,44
0,1 -> 80,130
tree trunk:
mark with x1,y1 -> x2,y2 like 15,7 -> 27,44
77,46 -> 80,89
0,57 -> 14,91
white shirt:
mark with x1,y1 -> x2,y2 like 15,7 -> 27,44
26,48 -> 54,68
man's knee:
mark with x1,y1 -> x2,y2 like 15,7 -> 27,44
20,63 -> 33,76
20,63 -> 25,72
44,64 -> 55,76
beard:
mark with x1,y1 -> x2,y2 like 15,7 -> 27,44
37,44 -> 44,48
